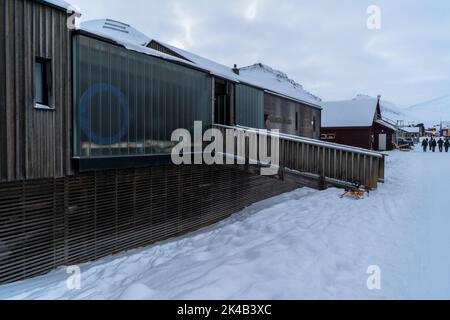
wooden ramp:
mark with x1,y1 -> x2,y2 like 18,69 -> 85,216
214,125 -> 386,191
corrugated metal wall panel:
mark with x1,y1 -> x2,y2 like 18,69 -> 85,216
0,164 -> 297,284
235,84 -> 264,129
72,34 -> 212,158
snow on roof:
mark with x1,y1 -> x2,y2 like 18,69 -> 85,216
150,41 -> 241,82
238,64 -> 322,108
153,44 -> 322,107
375,119 -> 398,131
40,0 -> 80,14
80,20 -> 322,107
82,19 -> 151,47
80,20 -> 202,69
322,96 -> 379,128
400,126 -> 420,134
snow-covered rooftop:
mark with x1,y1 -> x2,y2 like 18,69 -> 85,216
238,64 -> 322,107
375,119 -> 398,131
80,19 -> 321,108
400,127 -> 420,134
321,96 -> 379,128
80,20 -> 202,69
149,40 -> 241,82
82,19 -> 150,46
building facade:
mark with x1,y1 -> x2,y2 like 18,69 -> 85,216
0,0 -> 321,284
321,97 -> 396,151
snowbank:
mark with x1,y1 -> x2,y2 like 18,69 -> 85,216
1,150 -> 450,300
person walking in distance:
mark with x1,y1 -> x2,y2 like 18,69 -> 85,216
422,138 -> 429,152
431,138 -> 437,152
445,138 -> 450,153
437,138 -> 444,152
429,137 -> 434,151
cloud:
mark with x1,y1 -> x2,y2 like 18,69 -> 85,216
70,0 -> 450,106
244,0 -> 259,21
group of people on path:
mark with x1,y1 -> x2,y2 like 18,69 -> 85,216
422,137 -> 450,153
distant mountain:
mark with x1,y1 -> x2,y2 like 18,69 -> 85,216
405,95 -> 450,127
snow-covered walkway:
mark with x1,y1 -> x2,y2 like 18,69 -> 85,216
1,149 -> 450,300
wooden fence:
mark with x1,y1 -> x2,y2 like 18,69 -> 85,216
214,125 -> 386,190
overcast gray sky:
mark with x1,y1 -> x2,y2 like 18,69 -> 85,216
71,0 -> 450,107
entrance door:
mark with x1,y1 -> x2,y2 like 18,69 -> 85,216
214,79 -> 232,126
379,134 -> 387,151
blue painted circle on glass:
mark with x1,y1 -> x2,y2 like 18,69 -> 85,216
80,83 -> 129,146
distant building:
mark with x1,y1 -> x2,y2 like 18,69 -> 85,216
320,96 -> 397,151
440,122 -> 450,137
398,126 -> 421,143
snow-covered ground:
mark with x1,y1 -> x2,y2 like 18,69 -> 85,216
1,149 -> 450,300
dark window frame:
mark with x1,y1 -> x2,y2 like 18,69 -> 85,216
34,57 -> 53,109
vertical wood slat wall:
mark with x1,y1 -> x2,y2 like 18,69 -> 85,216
0,164 -> 297,284
0,0 -> 72,183
264,93 -> 322,140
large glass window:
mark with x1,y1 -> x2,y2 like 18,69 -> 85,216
235,84 -> 264,129
73,35 -> 212,158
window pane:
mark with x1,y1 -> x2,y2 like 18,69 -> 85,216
35,61 -> 44,104
235,84 -> 264,129
73,34 -> 212,158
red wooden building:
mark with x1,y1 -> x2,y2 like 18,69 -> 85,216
320,96 -> 397,151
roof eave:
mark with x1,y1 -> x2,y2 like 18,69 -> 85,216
74,29 -> 213,76
35,0 -> 79,15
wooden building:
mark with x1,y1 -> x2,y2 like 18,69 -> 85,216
0,0 -> 74,183
0,0 -> 385,285
147,42 -> 322,137
321,96 -> 397,151
0,0 -> 319,284
263,92 -> 321,139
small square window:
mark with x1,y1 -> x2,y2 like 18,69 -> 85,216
35,58 -> 51,108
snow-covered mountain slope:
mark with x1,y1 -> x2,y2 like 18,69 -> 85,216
239,64 -> 322,105
405,95 -> 450,127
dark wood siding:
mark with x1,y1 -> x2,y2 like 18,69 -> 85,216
264,93 -> 321,139
0,164 -> 297,284
0,0 -> 72,182
321,127 -> 374,150
0,0 -> 6,181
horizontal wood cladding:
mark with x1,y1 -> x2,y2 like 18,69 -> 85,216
0,164 -> 297,284
321,127 -> 374,150
264,93 -> 321,139
0,0 -> 72,182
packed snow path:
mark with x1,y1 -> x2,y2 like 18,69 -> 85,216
1,149 -> 449,300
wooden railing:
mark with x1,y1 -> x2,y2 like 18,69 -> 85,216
213,125 -> 386,190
